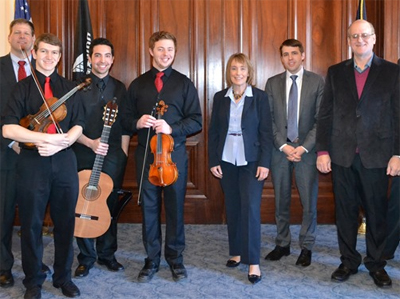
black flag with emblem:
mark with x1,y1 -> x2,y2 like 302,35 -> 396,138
72,0 -> 93,81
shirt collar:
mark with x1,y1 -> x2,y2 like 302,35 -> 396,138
286,66 -> 304,81
10,52 -> 32,65
353,53 -> 374,73
225,84 -> 253,100
91,73 -> 109,86
151,66 -> 172,78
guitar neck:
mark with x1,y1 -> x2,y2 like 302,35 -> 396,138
88,125 -> 111,188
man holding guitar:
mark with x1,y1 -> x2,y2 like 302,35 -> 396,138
72,38 -> 130,278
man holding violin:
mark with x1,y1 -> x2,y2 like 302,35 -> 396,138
0,18 -> 50,290
2,33 -> 84,299
121,31 -> 202,283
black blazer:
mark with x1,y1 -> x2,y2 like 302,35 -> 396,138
316,55 -> 400,168
208,86 -> 273,169
0,55 -> 18,169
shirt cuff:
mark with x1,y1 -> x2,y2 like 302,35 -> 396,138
317,151 -> 329,156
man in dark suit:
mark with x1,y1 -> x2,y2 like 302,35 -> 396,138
0,18 -> 50,289
265,39 -> 324,267
316,20 -> 400,288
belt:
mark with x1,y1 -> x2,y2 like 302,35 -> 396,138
287,138 -> 299,143
229,133 -> 242,136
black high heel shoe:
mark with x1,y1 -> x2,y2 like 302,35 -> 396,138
226,259 -> 241,267
248,273 -> 262,284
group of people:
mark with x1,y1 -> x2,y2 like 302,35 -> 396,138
0,17 -> 399,299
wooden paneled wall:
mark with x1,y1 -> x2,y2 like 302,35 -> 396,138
28,0 -> 400,224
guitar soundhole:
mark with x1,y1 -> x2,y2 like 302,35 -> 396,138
82,184 -> 101,201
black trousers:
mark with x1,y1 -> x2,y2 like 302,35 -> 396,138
16,149 -> 78,288
332,154 -> 388,272
384,176 -> 400,258
135,145 -> 187,266
0,167 -> 17,272
220,161 -> 264,265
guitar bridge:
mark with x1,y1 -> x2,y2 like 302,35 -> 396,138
75,213 -> 99,221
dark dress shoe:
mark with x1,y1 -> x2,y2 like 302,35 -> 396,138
296,249 -> 312,267
75,264 -> 92,277
331,264 -> 358,282
24,286 -> 42,299
265,246 -> 290,261
53,280 -> 80,297
248,274 -> 262,284
41,264 -> 51,275
369,269 -> 392,288
138,260 -> 159,283
97,259 -> 124,272
0,270 -> 14,288
226,259 -> 241,267
170,263 -> 188,282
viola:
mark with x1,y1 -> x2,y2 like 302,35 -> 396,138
148,100 -> 178,187
19,78 -> 91,148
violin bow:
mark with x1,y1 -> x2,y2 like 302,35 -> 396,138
137,103 -> 158,206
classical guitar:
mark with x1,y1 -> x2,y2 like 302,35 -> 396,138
74,99 -> 118,238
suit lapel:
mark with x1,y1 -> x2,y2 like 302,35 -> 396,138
2,55 -> 17,86
359,56 -> 381,102
343,60 -> 359,102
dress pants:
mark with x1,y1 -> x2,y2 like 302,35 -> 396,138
270,147 -> 318,250
384,176 -> 400,258
16,149 -> 78,288
0,167 -> 17,272
332,154 -> 388,272
220,161 -> 263,265
135,145 -> 187,266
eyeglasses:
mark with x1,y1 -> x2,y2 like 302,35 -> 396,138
349,33 -> 375,40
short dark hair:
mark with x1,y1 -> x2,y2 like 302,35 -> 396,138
89,38 -> 114,57
149,31 -> 177,51
9,18 -> 35,36
279,39 -> 304,56
34,33 -> 62,53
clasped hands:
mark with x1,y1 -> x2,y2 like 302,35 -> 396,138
283,144 -> 304,163
36,133 -> 71,157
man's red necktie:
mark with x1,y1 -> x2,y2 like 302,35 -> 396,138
18,60 -> 27,81
44,77 -> 56,133
155,72 -> 164,92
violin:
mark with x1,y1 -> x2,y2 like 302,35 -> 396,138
19,78 -> 91,148
148,100 -> 178,187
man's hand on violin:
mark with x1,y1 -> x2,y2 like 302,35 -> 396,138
91,138 -> 109,156
137,114 -> 156,129
153,119 -> 172,135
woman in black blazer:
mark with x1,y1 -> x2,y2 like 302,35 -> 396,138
208,53 -> 273,284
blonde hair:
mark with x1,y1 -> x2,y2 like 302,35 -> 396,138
225,53 -> 255,87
